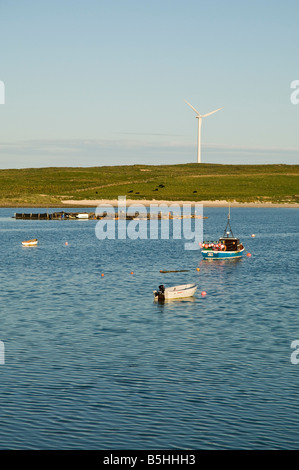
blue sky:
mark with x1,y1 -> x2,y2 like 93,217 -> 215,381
0,0 -> 298,168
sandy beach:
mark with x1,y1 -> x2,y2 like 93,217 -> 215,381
60,199 -> 299,208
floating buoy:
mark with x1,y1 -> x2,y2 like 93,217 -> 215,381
101,273 -> 104,277
201,291 -> 207,296
65,241 -> 68,246
130,271 -> 134,275
196,268 -> 200,271
251,234 -> 255,238
246,253 -> 252,257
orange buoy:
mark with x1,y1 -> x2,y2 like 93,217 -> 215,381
246,253 -> 252,257
201,291 -> 207,296
65,241 -> 68,246
196,268 -> 200,271
101,273 -> 104,277
130,271 -> 134,275
251,234 -> 256,238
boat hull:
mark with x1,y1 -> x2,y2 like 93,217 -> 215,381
154,284 -> 197,300
201,248 -> 244,259
22,239 -> 38,247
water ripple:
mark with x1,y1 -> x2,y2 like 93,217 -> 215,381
0,208 -> 298,449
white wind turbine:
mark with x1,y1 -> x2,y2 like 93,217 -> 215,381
185,100 -> 223,163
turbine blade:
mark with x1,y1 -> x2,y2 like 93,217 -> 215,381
201,107 -> 224,118
184,100 -> 200,116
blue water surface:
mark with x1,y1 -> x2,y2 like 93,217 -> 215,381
0,206 -> 298,449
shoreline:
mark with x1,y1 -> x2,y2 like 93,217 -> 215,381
1,199 -> 296,208
61,199 -> 299,208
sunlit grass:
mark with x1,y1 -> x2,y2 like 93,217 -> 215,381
0,163 -> 298,206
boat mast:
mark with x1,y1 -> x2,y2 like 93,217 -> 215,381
223,204 -> 234,238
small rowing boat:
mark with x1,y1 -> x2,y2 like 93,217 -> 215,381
153,283 -> 197,300
22,239 -> 38,246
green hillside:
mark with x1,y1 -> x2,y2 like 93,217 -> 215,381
0,163 -> 298,206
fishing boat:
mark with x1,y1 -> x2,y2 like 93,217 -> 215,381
153,283 -> 197,300
22,238 -> 38,246
201,208 -> 244,260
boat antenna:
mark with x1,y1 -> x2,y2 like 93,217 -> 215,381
223,204 -> 234,238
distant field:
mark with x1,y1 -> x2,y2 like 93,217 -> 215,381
0,163 -> 298,206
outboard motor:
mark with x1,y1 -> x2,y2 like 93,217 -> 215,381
153,284 -> 166,299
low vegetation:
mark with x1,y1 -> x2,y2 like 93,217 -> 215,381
0,163 -> 298,206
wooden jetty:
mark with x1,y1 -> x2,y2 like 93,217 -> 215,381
13,211 -> 147,220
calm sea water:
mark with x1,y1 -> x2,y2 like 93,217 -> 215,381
0,206 -> 298,450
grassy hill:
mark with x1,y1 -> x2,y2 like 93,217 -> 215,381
0,163 -> 298,206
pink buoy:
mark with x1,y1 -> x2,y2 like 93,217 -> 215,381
247,253 -> 252,257
65,242 -> 68,246
201,291 -> 207,296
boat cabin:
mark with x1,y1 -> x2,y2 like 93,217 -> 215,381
219,237 -> 242,252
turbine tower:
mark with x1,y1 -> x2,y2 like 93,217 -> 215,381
185,100 -> 223,163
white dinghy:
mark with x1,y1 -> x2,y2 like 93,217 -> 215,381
22,238 -> 38,247
153,283 -> 197,301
